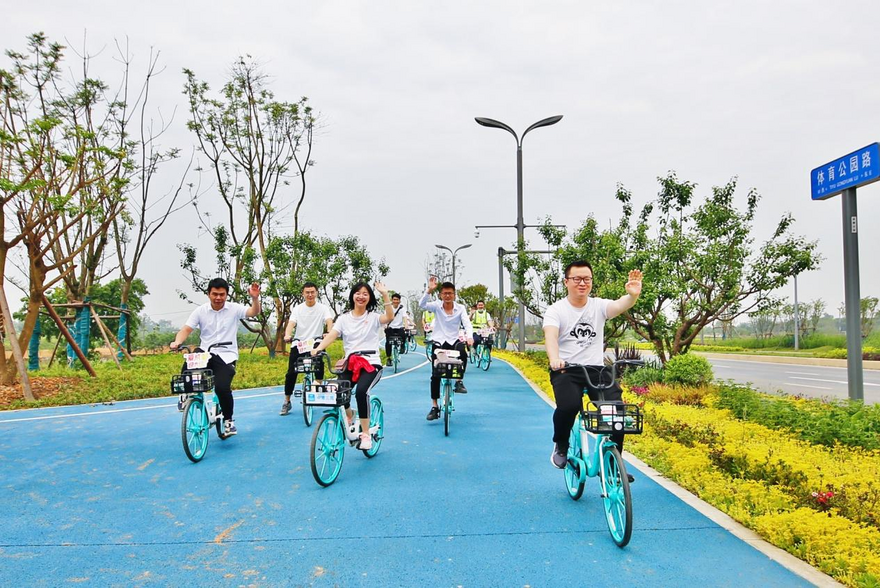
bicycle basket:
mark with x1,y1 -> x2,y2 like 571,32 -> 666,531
303,380 -> 352,407
294,355 -> 322,374
171,370 -> 215,395
433,359 -> 464,379
388,336 -> 404,346
583,402 -> 643,435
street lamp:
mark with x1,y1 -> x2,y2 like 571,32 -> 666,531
434,243 -> 472,285
475,115 -> 563,352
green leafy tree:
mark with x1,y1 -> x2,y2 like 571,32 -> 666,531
862,296 -> 879,338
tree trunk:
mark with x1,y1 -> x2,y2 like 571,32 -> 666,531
0,282 -> 34,399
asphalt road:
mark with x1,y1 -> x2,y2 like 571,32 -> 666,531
0,348 -> 814,587
706,358 -> 880,404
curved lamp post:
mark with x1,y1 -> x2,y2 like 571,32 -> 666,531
475,115 -> 563,351
434,243 -> 472,285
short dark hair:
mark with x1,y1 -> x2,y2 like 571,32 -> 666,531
206,277 -> 230,293
348,282 -> 378,312
440,282 -> 455,292
391,292 -> 401,300
477,299 -> 485,305
302,282 -> 318,291
564,261 -> 593,278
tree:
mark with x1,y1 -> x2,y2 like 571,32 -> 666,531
0,33 -> 128,385
457,284 -> 490,310
524,175 -> 822,361
182,57 -> 318,355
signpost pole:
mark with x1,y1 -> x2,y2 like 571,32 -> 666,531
841,187 -> 864,401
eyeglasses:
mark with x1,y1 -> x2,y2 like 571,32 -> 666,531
566,276 -> 593,285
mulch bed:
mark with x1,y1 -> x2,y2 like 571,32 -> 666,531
0,376 -> 82,407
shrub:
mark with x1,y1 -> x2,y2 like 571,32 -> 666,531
816,346 -> 880,360
622,358 -> 664,388
643,382 -> 713,406
662,353 -> 714,386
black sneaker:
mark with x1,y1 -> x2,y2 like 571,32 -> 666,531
454,381 -> 468,394
627,473 -> 635,484
426,407 -> 441,421
550,444 -> 568,469
386,359 -> 392,367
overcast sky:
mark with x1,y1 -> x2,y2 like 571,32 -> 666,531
5,1 -> 880,326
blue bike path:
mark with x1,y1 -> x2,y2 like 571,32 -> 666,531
0,349 -> 816,587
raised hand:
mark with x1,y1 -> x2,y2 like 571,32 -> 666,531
248,282 -> 261,298
374,281 -> 388,295
427,275 -> 439,292
625,270 -> 643,297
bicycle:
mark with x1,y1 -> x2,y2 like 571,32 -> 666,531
433,348 -> 464,437
423,326 -> 434,361
472,327 -> 494,371
289,337 -> 324,427
558,359 -> 644,547
387,335 -> 403,373
405,327 -> 418,353
172,342 -> 234,463
295,352 -> 385,487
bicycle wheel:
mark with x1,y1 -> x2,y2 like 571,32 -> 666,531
425,340 -> 433,361
362,397 -> 384,458
212,397 -> 229,440
564,416 -> 586,500
181,396 -> 209,463
302,374 -> 314,427
480,345 -> 492,371
311,413 -> 345,487
408,336 -> 417,353
469,346 -> 479,365
392,345 -> 400,373
601,445 -> 633,547
443,381 -> 451,437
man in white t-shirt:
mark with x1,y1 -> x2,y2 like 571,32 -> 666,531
419,277 -> 474,421
543,261 -> 642,472
384,293 -> 409,365
280,282 -> 334,416
171,278 -> 262,436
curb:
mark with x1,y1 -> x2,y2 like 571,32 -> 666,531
496,357 -> 842,588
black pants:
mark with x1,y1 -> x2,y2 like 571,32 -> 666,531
550,366 -> 624,452
339,366 -> 382,418
473,333 -> 493,348
182,354 -> 237,421
284,344 -> 325,395
385,327 -> 406,357
430,340 -> 468,400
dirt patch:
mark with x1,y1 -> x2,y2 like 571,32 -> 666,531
0,376 -> 82,407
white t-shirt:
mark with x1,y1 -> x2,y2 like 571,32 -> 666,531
419,291 -> 473,345
289,302 -> 333,340
331,311 -> 383,366
542,296 -> 611,366
185,302 -> 249,364
387,303 -> 409,329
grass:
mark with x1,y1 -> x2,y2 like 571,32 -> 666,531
2,342 -> 346,411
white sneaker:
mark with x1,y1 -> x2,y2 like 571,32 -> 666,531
359,432 -> 372,451
225,420 -> 238,436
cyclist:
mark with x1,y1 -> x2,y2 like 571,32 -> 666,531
543,261 -> 642,473
384,293 -> 409,366
280,282 -> 334,416
311,281 -> 394,451
170,278 -> 262,436
469,300 -> 495,350
419,277 -> 473,420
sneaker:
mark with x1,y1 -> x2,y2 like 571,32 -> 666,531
225,420 -> 238,436
279,401 -> 292,416
550,444 -> 567,469
426,407 -> 441,421
627,473 -> 635,484
385,359 -> 393,367
177,395 -> 186,412
358,432 -> 373,451
454,381 -> 468,394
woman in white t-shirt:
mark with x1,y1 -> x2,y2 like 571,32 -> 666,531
311,281 -> 394,450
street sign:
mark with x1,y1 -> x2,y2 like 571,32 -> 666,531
811,143 -> 880,200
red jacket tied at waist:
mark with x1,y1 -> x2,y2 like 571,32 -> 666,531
346,354 -> 376,383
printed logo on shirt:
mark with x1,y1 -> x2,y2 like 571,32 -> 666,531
569,320 -> 598,348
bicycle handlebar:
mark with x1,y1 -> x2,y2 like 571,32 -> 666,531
175,341 -> 233,354
551,359 -> 644,391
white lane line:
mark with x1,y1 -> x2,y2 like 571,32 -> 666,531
787,376 -> 880,386
785,371 -> 823,376
0,360 -> 430,425
783,382 -> 832,390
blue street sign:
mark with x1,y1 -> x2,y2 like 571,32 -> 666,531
811,143 -> 880,200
